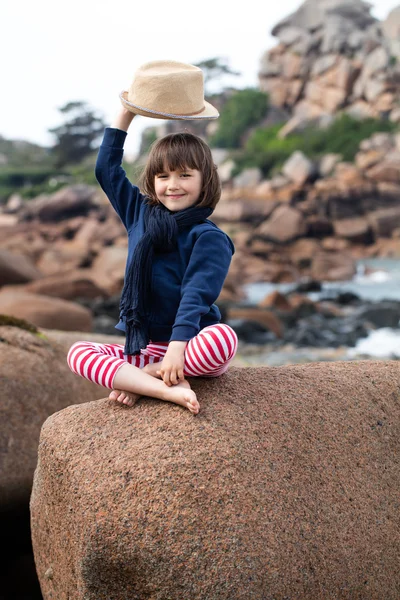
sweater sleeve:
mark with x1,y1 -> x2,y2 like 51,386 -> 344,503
170,230 -> 233,341
94,127 -> 143,230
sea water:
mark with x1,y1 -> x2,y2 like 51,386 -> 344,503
318,258 -> 400,303
244,258 -> 400,360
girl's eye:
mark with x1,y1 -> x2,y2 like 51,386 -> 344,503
157,174 -> 167,179
181,173 -> 190,177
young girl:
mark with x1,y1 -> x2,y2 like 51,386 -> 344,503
67,108 -> 238,415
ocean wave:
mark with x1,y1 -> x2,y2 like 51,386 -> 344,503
354,270 -> 392,283
347,328 -> 400,359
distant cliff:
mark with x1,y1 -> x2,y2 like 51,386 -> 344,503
259,0 -> 400,136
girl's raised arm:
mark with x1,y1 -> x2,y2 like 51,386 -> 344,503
95,109 -> 142,230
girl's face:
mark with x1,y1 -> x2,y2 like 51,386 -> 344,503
154,166 -> 202,212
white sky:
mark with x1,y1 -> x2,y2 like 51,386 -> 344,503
2,0 -> 399,157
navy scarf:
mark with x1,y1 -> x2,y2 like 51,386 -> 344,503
120,202 -> 213,355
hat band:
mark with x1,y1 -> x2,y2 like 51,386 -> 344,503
121,93 -> 208,119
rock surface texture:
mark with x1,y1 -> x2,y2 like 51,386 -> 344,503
31,362 -> 400,600
0,326 -> 115,508
0,325 -> 122,600
259,0 -> 400,127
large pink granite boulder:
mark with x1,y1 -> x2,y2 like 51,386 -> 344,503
0,248 -> 43,285
0,290 -> 93,332
0,324 -> 126,599
0,325 -> 120,508
12,269 -> 108,300
255,205 -> 308,243
31,361 -> 400,599
311,250 -> 356,281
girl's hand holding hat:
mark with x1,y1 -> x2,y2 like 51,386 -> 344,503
112,107 -> 136,132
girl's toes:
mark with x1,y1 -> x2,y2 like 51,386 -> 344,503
188,400 -> 200,414
109,389 -> 137,407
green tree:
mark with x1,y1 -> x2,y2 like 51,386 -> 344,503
209,88 -> 269,148
237,124 -> 301,175
194,58 -> 240,94
49,101 -> 105,167
299,114 -> 397,161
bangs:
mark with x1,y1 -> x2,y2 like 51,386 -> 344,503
149,135 -> 204,176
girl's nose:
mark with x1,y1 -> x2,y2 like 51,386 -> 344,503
168,178 -> 179,190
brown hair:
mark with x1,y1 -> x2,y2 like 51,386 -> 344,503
139,132 -> 221,209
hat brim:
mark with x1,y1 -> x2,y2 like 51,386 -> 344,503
119,91 -> 219,120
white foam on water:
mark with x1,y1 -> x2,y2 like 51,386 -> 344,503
347,328 -> 400,359
354,270 -> 392,283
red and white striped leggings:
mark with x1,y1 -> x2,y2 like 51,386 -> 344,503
67,324 -> 238,390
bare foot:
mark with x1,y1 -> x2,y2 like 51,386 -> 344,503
108,363 -> 163,407
108,363 -> 198,413
162,381 -> 199,415
109,389 -> 139,407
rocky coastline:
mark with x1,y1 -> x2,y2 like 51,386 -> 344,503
1,3 -> 400,597
0,127 -> 399,362
1,0 -> 400,364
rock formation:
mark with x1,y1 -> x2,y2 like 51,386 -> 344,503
1,124 -> 400,343
383,6 -> 400,61
0,323 -> 124,599
259,0 -> 400,133
213,129 -> 400,288
31,361 -> 400,599
0,325 -> 117,508
1,5 -> 400,344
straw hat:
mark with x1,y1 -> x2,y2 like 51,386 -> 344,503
120,60 -> 219,121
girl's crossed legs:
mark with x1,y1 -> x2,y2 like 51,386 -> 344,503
67,324 -> 238,414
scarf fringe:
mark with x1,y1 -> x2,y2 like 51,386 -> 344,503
123,319 -> 149,356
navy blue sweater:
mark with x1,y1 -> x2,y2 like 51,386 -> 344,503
95,127 -> 235,343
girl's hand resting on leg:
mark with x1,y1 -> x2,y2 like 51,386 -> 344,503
157,341 -> 187,386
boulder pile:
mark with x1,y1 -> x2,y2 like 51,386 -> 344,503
1,125 -> 400,340
259,0 -> 400,132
